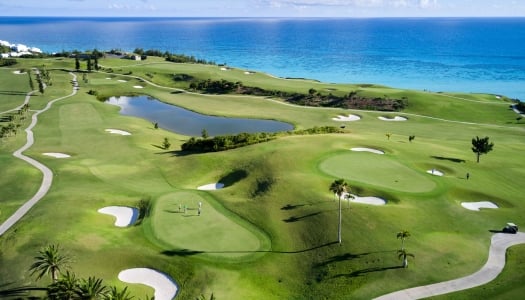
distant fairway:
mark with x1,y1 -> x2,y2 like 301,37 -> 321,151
319,151 -> 437,193
150,191 -> 269,260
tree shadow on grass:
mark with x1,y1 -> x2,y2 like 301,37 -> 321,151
219,169 -> 248,187
161,241 -> 339,257
431,156 -> 465,163
283,212 -> 321,223
333,265 -> 404,278
281,203 -> 307,210
0,90 -> 28,96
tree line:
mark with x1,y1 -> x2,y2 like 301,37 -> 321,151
185,78 -> 407,111
181,126 -> 343,153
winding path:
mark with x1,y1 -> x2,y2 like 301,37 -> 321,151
375,232 -> 525,299
0,72 -> 78,236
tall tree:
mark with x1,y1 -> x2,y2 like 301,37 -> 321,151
75,56 -> 80,70
201,128 -> 209,139
396,230 -> 411,250
471,136 -> 494,163
28,70 -> 35,91
398,249 -> 415,268
329,179 -> 348,245
29,244 -> 70,282
86,57 -> 92,72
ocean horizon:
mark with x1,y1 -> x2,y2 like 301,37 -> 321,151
1,16 -> 524,100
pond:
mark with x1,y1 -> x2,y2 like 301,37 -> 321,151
106,96 -> 294,136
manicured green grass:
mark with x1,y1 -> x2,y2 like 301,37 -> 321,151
1,57 -> 524,300
149,191 -> 270,261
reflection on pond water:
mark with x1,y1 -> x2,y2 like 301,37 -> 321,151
106,96 -> 293,136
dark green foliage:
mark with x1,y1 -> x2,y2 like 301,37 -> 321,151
409,135 -> 415,142
173,73 -> 194,82
29,244 -> 70,282
0,58 -> 17,66
188,79 -> 406,111
201,129 -> 209,139
181,126 -> 342,153
87,90 -> 98,96
181,132 -> 277,152
471,136 -> 494,163
162,137 -> 171,150
28,71 -> 35,91
515,101 -> 525,113
75,57 -> 80,70
136,197 -> 152,225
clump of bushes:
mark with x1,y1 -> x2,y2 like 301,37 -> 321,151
181,126 -> 343,153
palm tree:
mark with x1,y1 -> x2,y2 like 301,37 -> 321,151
471,136 -> 494,163
398,249 -> 415,268
76,276 -> 108,300
329,179 -> 348,245
29,244 -> 70,283
48,271 -> 79,300
396,230 -> 411,250
104,286 -> 134,300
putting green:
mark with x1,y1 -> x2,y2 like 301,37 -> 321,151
150,191 -> 269,259
319,152 -> 437,193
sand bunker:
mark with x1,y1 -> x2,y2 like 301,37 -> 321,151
461,201 -> 498,211
43,152 -> 71,158
197,183 -> 225,190
106,77 -> 112,79
133,85 -> 144,89
118,80 -> 127,82
105,129 -> 131,136
340,193 -> 386,206
378,116 -> 408,121
427,169 -> 444,176
351,147 -> 384,155
13,70 -> 26,75
98,206 -> 138,227
332,114 -> 361,121
118,268 -> 178,300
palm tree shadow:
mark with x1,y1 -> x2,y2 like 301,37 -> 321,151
283,212 -> 321,223
281,203 -> 307,210
333,265 -> 403,278
161,241 -> 339,257
431,155 -> 465,163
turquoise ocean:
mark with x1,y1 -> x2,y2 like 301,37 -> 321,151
1,17 -> 524,100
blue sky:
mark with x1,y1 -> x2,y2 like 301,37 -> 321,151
1,0 -> 524,17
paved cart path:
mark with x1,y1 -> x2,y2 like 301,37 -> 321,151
0,73 -> 78,236
375,232 -> 525,300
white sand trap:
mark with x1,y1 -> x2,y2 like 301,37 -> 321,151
340,193 -> 386,206
13,70 -> 26,75
105,129 -> 131,136
43,152 -> 71,158
118,79 -> 127,82
197,183 -> 225,190
119,268 -> 178,300
98,206 -> 139,227
133,85 -> 144,89
461,201 -> 498,211
351,147 -> 384,155
106,77 -> 112,79
332,114 -> 361,121
378,116 -> 408,121
427,169 -> 444,176
220,67 -> 229,71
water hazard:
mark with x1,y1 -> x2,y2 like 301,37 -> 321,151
106,96 -> 293,136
